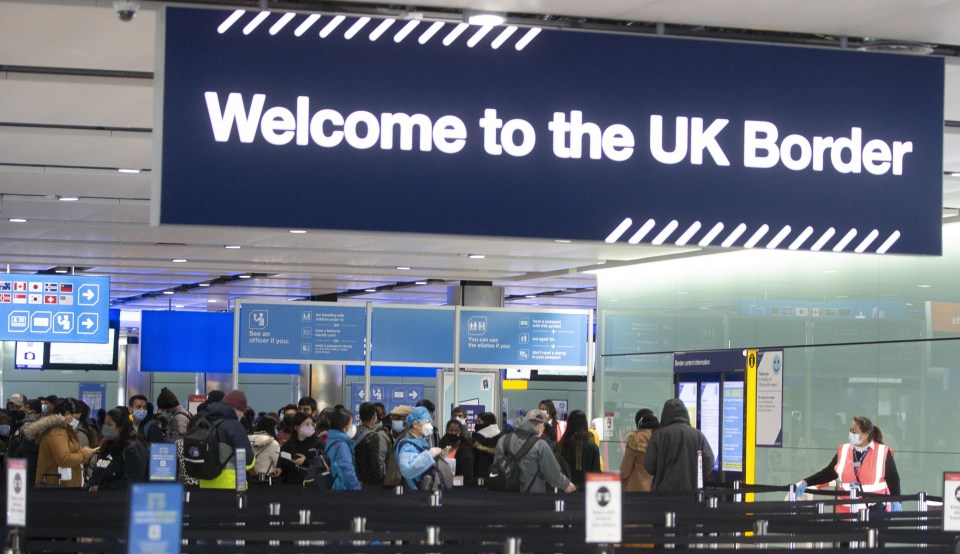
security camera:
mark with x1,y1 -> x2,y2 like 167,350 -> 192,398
112,0 -> 141,22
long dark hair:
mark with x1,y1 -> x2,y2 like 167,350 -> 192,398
557,410 -> 592,470
104,407 -> 142,458
853,416 -> 884,444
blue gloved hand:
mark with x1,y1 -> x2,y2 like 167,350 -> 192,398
891,501 -> 903,512
794,481 -> 807,498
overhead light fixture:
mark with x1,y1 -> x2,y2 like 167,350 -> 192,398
171,258 -> 188,263
289,229 -> 307,234
117,168 -> 141,174
58,196 -> 79,202
465,10 -> 505,26
525,295 -> 537,298
163,290 -> 174,295
174,304 -> 184,308
207,298 -> 218,303
554,239 -> 572,243
415,280 -> 428,285
364,288 -> 377,293
8,218 -> 26,223
396,266 -> 411,271
224,245 -> 241,249
198,282 -> 211,287
55,269 -> 68,274
468,254 -> 486,259
918,284 -> 931,288
238,274 -> 252,279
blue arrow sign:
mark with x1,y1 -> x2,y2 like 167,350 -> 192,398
0,275 -> 109,343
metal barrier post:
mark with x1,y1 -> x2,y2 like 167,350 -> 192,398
352,517 -> 367,533
665,511 -> 676,549
503,536 -> 521,554
708,496 -> 719,549
733,480 -> 742,503
426,526 -> 441,545
866,528 -> 878,549
753,520 -> 768,550
4,528 -> 22,554
788,483 -> 796,502
555,500 -> 565,512
919,492 -> 928,548
430,490 -> 442,507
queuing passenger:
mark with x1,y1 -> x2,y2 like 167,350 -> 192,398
25,398 -> 96,487
644,399 -> 714,492
539,400 -> 566,445
451,407 -> 468,427
276,404 -> 299,446
793,416 -> 902,513
373,402 -> 387,425
388,405 -> 412,440
325,406 -> 361,490
415,399 -> 439,447
354,402 -> 391,486
6,393 -> 27,433
88,407 -> 148,491
156,388 -> 192,443
397,406 -> 442,489
494,410 -> 575,493
0,413 -> 11,456
316,406 -> 335,440
556,410 -> 601,488
249,416 -> 281,479
298,396 -> 318,420
620,409 -> 659,492
7,399 -> 42,485
73,399 -> 99,449
439,419 -> 474,483
206,390 -> 225,404
472,412 -> 503,480
198,390 -> 255,489
40,395 -> 58,415
382,405 -> 414,487
273,412 -> 323,485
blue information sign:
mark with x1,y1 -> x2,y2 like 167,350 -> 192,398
127,483 -> 184,554
149,443 -> 177,482
78,383 -> 106,412
459,309 -> 588,368
371,307 -> 454,365
238,301 -> 366,363
159,8 -> 943,255
350,382 -> 424,420
722,381 -> 745,473
0,275 -> 109,343
673,350 -> 746,375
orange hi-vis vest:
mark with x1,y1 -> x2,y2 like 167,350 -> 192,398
834,441 -> 891,513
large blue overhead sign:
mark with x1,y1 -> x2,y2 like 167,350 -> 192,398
157,8 -> 944,255
0,275 -> 109,343
238,301 -> 366,363
459,309 -> 589,369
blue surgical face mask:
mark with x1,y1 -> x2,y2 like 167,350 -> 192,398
132,409 -> 147,421
391,420 -> 405,433
101,425 -> 117,440
41,404 -> 49,414
69,418 -> 80,430
0,425 -> 10,437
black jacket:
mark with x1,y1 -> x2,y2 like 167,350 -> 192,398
279,435 -> 324,486
644,399 -> 715,492
471,425 -> 503,480
89,440 -> 149,491
203,402 -> 254,472
557,436 -> 601,487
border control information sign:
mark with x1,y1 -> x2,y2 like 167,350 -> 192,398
0,275 -> 110,343
238,301 -> 366,363
158,7 -> 943,255
459,309 -> 588,369
127,483 -> 184,554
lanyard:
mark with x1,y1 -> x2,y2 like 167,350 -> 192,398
852,447 -> 870,484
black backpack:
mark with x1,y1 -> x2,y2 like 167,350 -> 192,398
181,417 -> 226,480
354,427 -> 389,484
486,434 -> 539,492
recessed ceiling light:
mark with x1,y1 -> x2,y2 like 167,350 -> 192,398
822,269 -> 838,274
609,299 -> 620,303
238,274 -> 252,279
198,282 -> 210,287
415,280 -> 428,285
554,239 -> 572,243
465,11 -> 505,26
396,266 -> 411,271
224,245 -> 241,249
364,288 -> 377,293
8,218 -> 26,223
468,254 -> 486,259
289,229 -> 307,234
677,291 -> 689,295
525,295 -> 537,298
918,284 -> 931,288
58,196 -> 79,202
174,304 -> 184,308
952,172 -> 960,177
163,290 -> 174,295
117,168 -> 141,174
171,258 -> 188,263
207,298 -> 218,303
54,269 -> 68,274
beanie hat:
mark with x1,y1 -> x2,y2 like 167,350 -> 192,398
405,406 -> 431,426
223,390 -> 248,413
156,387 -> 179,410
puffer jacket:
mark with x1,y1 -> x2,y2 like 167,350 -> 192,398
23,415 -> 90,487
620,429 -> 654,492
643,399 -> 714,492
249,432 -> 280,475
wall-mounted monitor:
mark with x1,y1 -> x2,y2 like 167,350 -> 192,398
14,341 -> 43,369
14,311 -> 120,371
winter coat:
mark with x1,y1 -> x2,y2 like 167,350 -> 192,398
471,424 -> 502,479
644,399 -> 714,492
620,429 -> 654,492
163,407 -> 192,443
279,435 -> 324,486
24,415 -> 91,487
248,432 -> 280,476
493,419 -> 571,493
89,439 -> 149,491
198,402 -> 254,489
557,435 -> 601,487
438,435 -> 475,481
325,429 -> 361,490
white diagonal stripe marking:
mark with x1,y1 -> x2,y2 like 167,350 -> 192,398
788,226 -> 814,250
369,18 -> 395,41
605,218 -> 633,243
515,28 -> 541,51
833,229 -> 858,252
766,226 -> 792,249
810,228 -> 835,251
876,231 -> 901,254
467,24 -> 495,47
319,15 -> 345,38
652,220 -> 679,245
269,13 -> 296,35
419,21 -> 444,44
698,222 -> 724,247
744,225 -> 770,248
443,23 -> 470,46
295,14 -> 321,36
394,20 -> 420,43
721,223 -> 747,247
218,10 -> 246,34
855,229 -> 880,253
242,11 -> 270,35
675,221 -> 702,246
491,26 -> 518,49
628,219 -> 656,244
344,17 -> 371,40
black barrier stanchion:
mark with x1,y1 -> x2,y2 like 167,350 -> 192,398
664,511 -> 676,549
503,536 -> 521,554
555,499 -> 565,512
754,519 -> 768,550
867,528 -> 878,549
4,527 -> 22,554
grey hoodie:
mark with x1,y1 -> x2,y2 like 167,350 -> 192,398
643,398 -> 714,492
493,419 -> 571,493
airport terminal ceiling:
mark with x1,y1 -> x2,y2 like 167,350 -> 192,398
1,0 -> 960,313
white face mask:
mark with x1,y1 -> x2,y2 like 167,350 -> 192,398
298,425 -> 315,439
455,417 -> 466,426
391,420 -> 405,433
421,423 -> 434,437
849,432 -> 861,446
69,418 -> 80,430
345,425 -> 357,439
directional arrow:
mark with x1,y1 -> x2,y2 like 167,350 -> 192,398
81,317 -> 94,330
82,289 -> 95,302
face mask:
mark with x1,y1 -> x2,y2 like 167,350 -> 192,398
0,425 -> 10,437
421,423 -> 434,438
849,432 -> 861,445
345,426 -> 357,439
69,418 -> 80,430
132,409 -> 147,422
102,426 -> 117,440
41,404 -> 49,414
298,425 -> 315,439
444,433 -> 460,444
159,411 -> 173,422
391,420 -> 405,433
455,417 -> 466,426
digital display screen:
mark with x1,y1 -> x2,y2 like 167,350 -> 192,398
700,382 -> 721,472
722,381 -> 745,472
48,331 -> 115,366
14,341 -> 43,369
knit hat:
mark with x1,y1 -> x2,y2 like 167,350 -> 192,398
223,390 -> 248,413
156,387 -> 179,410
405,406 -> 431,426
635,408 -> 659,430
389,405 -> 412,418
524,409 -> 547,424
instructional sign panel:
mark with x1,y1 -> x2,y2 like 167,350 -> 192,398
585,473 -> 622,543
756,350 -> 783,447
79,383 -> 106,412
127,483 -> 184,554
944,472 -> 960,531
6,458 -> 26,527
459,309 -> 588,368
371,307 -> 454,365
149,444 -> 177,482
722,381 -> 745,472
238,301 -> 366,363
350,382 -> 424,419
159,8 -> 943,255
0,275 -> 110,343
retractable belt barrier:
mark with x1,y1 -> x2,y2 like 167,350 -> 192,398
2,484 -> 957,553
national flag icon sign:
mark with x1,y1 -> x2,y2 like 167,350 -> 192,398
0,282 -> 10,291
59,295 -> 73,305
0,293 -> 10,303
13,282 -> 26,291
60,283 -> 74,293
43,295 -> 57,304
28,294 -> 41,304
28,282 -> 41,293
13,294 -> 26,304
44,283 -> 58,293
